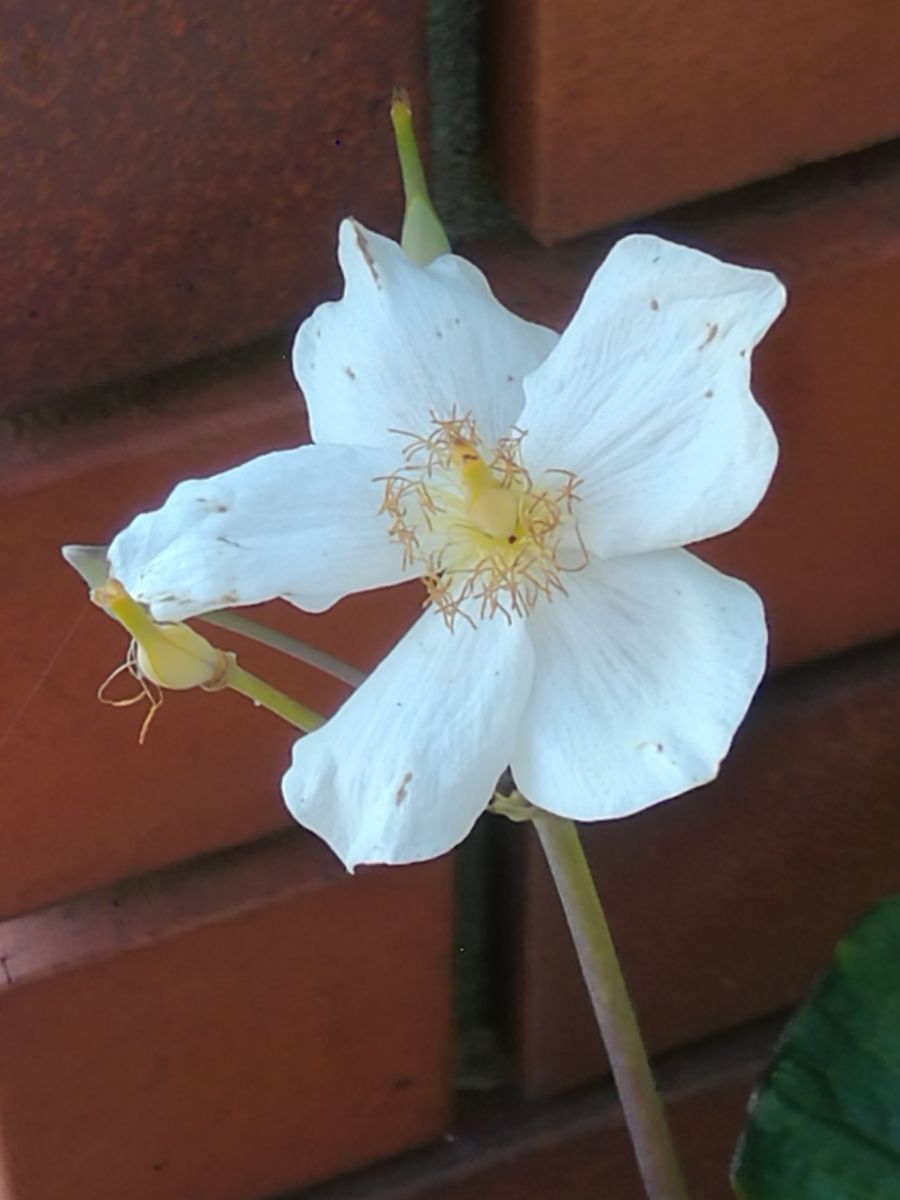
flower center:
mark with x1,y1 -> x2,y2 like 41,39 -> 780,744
380,411 -> 587,627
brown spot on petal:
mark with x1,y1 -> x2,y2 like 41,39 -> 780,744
700,322 -> 718,348
344,366 -> 356,380
395,771 -> 413,806
705,388 -> 714,398
354,223 -> 382,289
650,298 -> 659,311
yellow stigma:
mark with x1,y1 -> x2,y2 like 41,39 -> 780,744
379,411 -> 587,627
451,437 -> 520,542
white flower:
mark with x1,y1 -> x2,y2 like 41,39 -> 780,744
108,220 -> 785,869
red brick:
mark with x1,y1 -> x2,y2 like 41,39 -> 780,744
487,0 -> 900,242
0,1 -> 426,411
503,638 -> 900,1099
468,146 -> 900,668
0,349 -> 424,917
285,1022 -> 777,1200
0,833 -> 453,1200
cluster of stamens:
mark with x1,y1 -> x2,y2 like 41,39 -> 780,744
379,411 -> 587,628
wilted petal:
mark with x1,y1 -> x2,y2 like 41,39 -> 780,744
283,608 -> 534,869
294,219 -> 558,450
519,234 -> 785,557
512,550 -> 767,819
109,443 -> 412,622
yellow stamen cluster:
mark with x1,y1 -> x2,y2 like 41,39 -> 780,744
380,411 -> 587,627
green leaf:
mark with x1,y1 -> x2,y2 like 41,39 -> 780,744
732,897 -> 900,1199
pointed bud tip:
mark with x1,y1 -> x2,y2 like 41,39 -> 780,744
62,543 -> 110,589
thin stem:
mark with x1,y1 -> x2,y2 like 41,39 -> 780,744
532,810 -> 690,1200
224,661 -> 326,733
201,609 -> 365,688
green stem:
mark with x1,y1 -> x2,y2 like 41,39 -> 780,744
224,661 -> 325,733
201,609 -> 365,688
532,811 -> 690,1200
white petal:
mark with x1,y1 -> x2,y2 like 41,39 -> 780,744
294,219 -> 558,450
519,234 -> 785,557
512,550 -> 767,819
109,443 -> 412,621
283,608 -> 534,869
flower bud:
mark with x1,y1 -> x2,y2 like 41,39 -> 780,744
390,88 -> 451,266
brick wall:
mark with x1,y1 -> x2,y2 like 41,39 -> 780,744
2,3 -> 899,1198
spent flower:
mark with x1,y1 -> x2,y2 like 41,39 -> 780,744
88,576 -> 230,743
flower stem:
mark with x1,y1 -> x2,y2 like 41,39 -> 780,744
224,661 -> 325,733
532,810 -> 690,1200
201,609 -> 366,688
